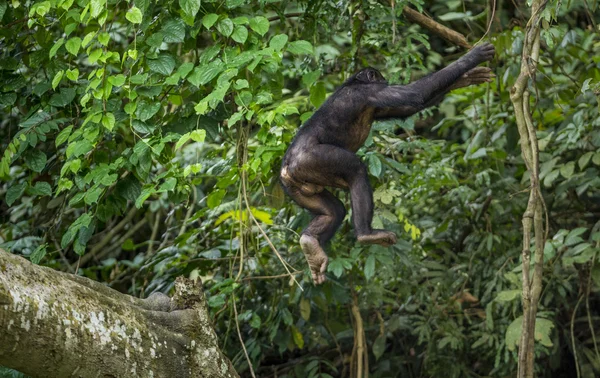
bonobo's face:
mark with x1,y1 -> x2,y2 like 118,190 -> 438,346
355,68 -> 387,84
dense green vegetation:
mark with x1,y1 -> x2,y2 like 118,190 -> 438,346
1,0 -> 599,376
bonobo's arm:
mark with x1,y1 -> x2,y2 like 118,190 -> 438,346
371,43 -> 495,119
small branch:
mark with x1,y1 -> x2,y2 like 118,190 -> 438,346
402,7 -> 471,48
232,297 -> 256,378
267,12 -> 303,22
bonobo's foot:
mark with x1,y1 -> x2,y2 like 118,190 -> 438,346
300,234 -> 328,285
357,230 -> 397,247
469,42 -> 496,63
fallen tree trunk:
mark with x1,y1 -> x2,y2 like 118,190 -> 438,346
0,249 -> 238,378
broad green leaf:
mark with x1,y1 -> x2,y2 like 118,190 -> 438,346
148,54 -> 176,76
269,34 -> 288,51
65,37 -> 81,55
364,254 -> 375,281
135,186 -> 155,208
372,335 -> 386,361
579,151 -> 593,170
179,0 -> 200,18
30,245 -> 47,264
0,0 -> 7,21
287,40 -> 314,55
162,18 -> 185,43
217,18 -> 234,37
309,81 -> 326,107
49,87 -> 76,107
177,62 -> 194,78
56,125 -> 73,147
52,70 -> 64,90
29,181 -> 52,197
135,100 -> 161,122
102,112 -> 115,131
231,25 -> 248,43
187,62 -> 223,87
126,6 -> 142,23
6,182 -> 27,206
190,129 -> 206,142
495,290 -> 521,302
249,16 -> 269,36
560,161 -> 575,179
593,152 -> 600,165
291,325 -> 304,349
49,38 -> 65,59
82,31 -> 96,48
108,74 -> 126,87
24,150 -> 46,172
90,0 -> 106,18
202,13 -> 218,29
299,298 -> 311,321
66,68 -> 79,81
368,154 -> 382,177
97,32 -> 110,46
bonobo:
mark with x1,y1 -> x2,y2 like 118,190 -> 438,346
281,43 -> 495,284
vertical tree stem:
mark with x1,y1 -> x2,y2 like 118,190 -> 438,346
509,1 -> 548,377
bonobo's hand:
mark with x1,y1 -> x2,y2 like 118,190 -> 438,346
467,42 -> 496,64
450,67 -> 495,90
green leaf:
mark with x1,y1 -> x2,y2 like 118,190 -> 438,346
495,289 -> 521,302
177,62 -> 194,78
364,255 -> 375,281
66,68 -> 79,81
190,129 -> 206,142
560,161 -> 575,179
187,62 -> 223,87
52,70 -> 64,90
135,186 -> 155,208
24,149 -> 47,172
108,74 -> 126,87
56,125 -> 73,147
102,112 -> 115,131
162,18 -> 186,43
291,325 -> 304,349
148,54 -> 176,76
126,6 -> 143,23
0,0 -> 7,21
179,0 -> 200,18
82,31 -> 96,48
300,298 -> 311,321
217,18 -> 234,37
202,13 -> 218,29
309,81 -> 326,107
49,38 -> 65,59
90,0 -> 106,18
231,25 -> 248,43
65,37 -> 81,56
207,189 -> 225,208
30,181 -> 52,197
97,32 -> 110,46
30,245 -> 47,264
593,152 -> 600,166
368,154 -> 382,177
6,182 -> 27,206
49,87 -> 76,107
372,335 -> 386,361
135,100 -> 161,122
579,151 -> 593,170
249,16 -> 269,36
287,40 -> 314,55
269,34 -> 288,51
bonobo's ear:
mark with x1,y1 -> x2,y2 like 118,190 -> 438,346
355,68 -> 385,83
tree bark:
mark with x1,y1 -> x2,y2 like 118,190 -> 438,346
508,1 -> 549,377
0,249 -> 238,378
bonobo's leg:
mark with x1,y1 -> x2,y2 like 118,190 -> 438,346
285,144 -> 397,252
282,184 -> 345,284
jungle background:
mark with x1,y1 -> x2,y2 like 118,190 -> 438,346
1,0 -> 600,376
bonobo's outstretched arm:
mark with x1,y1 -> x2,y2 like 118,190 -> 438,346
371,43 -> 495,119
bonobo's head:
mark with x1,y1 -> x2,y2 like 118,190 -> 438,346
353,67 -> 387,84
